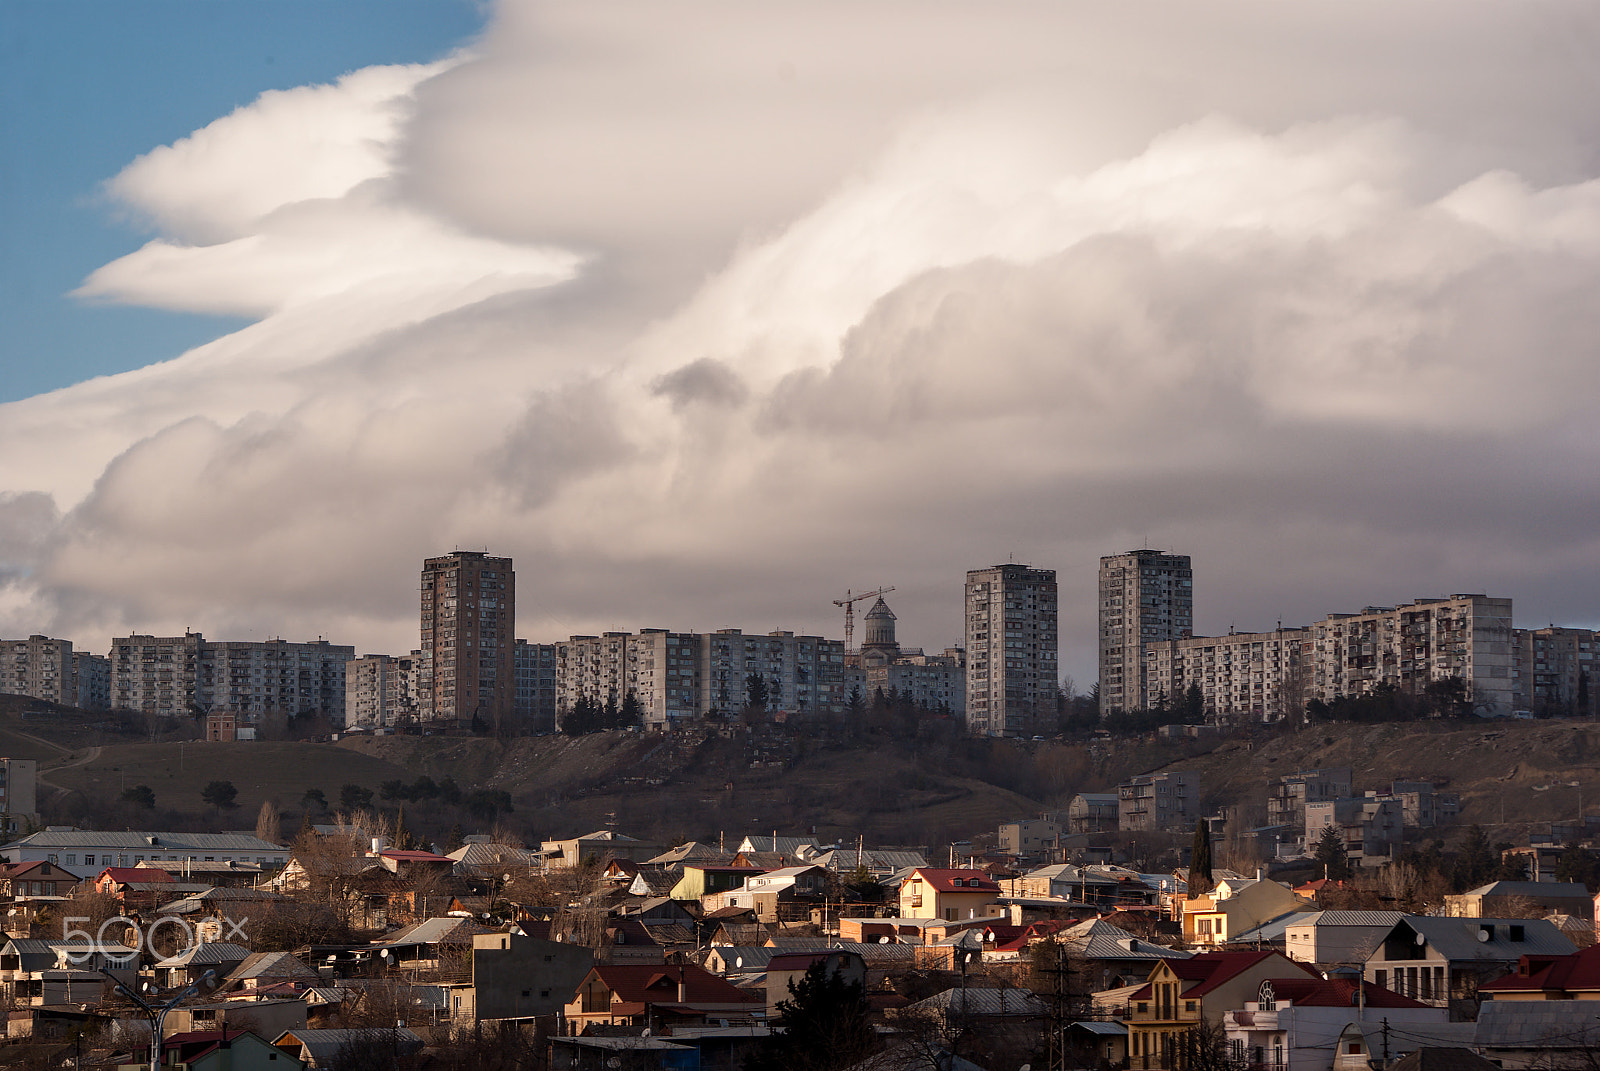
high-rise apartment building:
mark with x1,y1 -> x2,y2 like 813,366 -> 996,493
2,636 -> 77,708
555,627 -> 845,731
418,551 -> 515,727
109,633 -> 353,720
73,652 -> 110,712
1098,550 -> 1192,714
964,564 -> 1058,737
1310,595 -> 1514,715
344,652 -> 420,729
514,640 -> 559,734
1513,626 -> 1595,716
1142,626 -> 1310,725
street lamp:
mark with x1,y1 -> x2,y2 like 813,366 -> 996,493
100,967 -> 215,1071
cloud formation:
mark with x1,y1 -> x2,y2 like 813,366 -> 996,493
3,0 -> 1599,680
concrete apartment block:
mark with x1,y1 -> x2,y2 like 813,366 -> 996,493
1,636 -> 76,708
965,564 -> 1058,737
1098,551 -> 1192,715
419,551 -> 514,727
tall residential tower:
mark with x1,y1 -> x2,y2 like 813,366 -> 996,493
964,564 -> 1058,737
1098,550 -> 1192,714
419,551 -> 515,727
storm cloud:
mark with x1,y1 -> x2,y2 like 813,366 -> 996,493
3,0 -> 1598,680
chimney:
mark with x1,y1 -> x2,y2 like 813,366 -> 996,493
678,965 -> 688,1004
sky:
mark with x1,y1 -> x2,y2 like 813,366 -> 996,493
2,0 -> 1599,686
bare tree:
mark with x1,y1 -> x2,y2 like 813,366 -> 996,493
255,798 -> 282,844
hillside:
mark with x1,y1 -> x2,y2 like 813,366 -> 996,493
5,702 -> 1594,851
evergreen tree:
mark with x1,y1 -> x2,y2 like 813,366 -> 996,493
1315,824 -> 1350,881
1183,682 -> 1206,722
1191,817 -> 1213,893
746,672 -> 769,711
620,689 -> 644,728
393,805 -> 412,851
602,691 -> 620,729
747,960 -> 875,1071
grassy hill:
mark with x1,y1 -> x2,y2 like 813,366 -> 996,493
5,699 -> 1595,852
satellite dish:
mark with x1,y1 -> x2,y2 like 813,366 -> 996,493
1477,929 -> 1490,942
879,936 -> 889,944
380,949 -> 390,959
1414,933 -> 1426,946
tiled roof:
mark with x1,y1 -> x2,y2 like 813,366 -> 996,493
1131,950 -> 1314,1000
1481,944 -> 1600,994
586,964 -> 763,1005
905,868 -> 1001,894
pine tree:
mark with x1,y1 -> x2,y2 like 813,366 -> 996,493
1315,824 -> 1350,881
747,960 -> 875,1071
1191,817 -> 1214,894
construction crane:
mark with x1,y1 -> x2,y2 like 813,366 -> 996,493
833,586 -> 895,654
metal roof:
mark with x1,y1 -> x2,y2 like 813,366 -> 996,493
1383,916 -> 1576,961
2,830 -> 286,852
154,942 -> 251,967
1475,1000 -> 1600,1048
904,988 -> 1048,1017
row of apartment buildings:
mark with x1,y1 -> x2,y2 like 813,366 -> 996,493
3,549 -> 1590,735
1097,549 -> 1583,722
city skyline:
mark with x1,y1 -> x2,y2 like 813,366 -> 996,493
3,2 -> 1598,689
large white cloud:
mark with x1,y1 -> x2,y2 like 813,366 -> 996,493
2,0 -> 1598,680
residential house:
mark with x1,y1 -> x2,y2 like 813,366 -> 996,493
1364,916 -> 1576,1017
1183,877 -> 1312,948
998,818 -> 1062,859
1223,975 -> 1442,1071
369,916 -> 492,976
0,937 -> 136,1002
1283,910 -> 1407,967
1124,951 -> 1320,1070
0,860 -> 78,899
221,951 -> 320,997
163,997 -> 307,1039
150,942 -> 251,989
541,831 -> 663,869
899,868 -> 1002,922
1068,793 -> 1120,834
1444,881 -> 1593,921
1305,798 -> 1403,866
1478,942 -> 1600,1001
645,841 -> 734,868
1118,771 -> 1201,833
274,1027 -> 425,1069
447,930 -> 594,1023
712,864 -> 827,922
669,864 -> 763,903
1053,917 -> 1193,992
809,847 -> 928,879
562,963 -> 763,1033
140,1028 -> 307,1071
